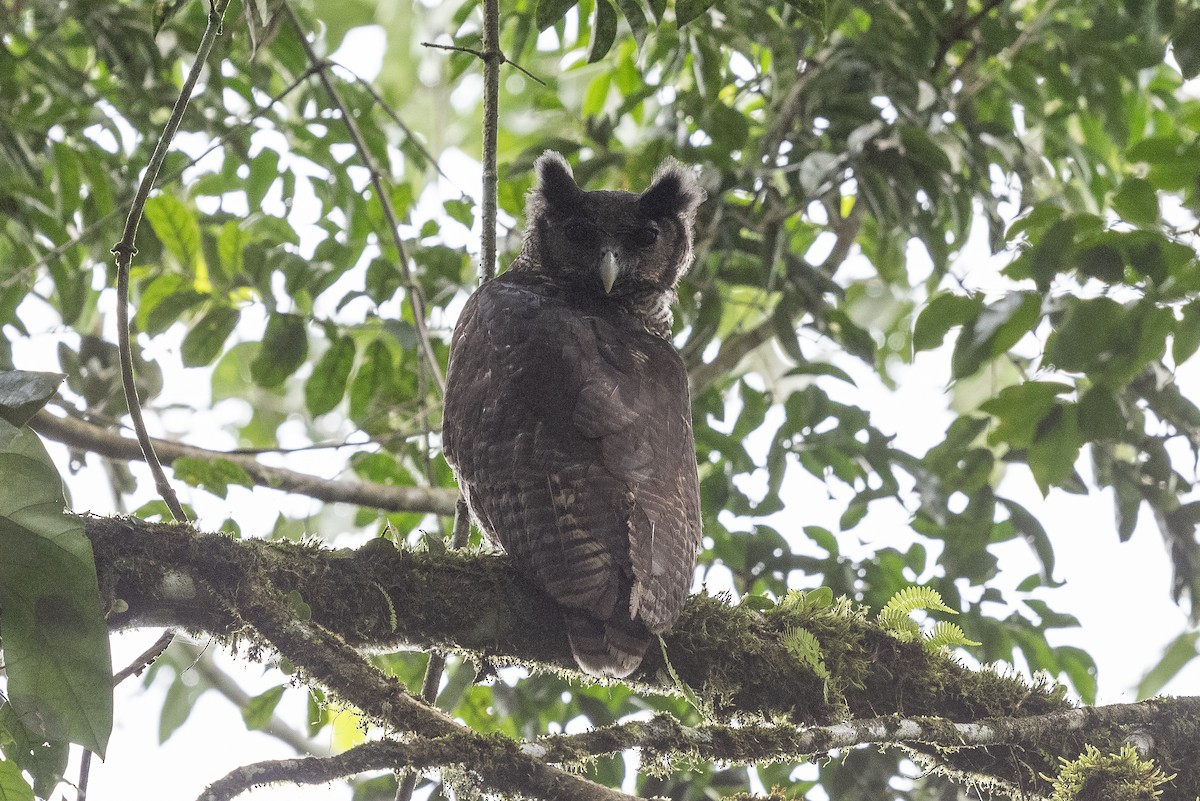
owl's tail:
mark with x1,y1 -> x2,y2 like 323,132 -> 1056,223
564,611 -> 650,679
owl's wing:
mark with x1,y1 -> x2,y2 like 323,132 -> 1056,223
570,322 -> 702,634
442,276 -> 701,642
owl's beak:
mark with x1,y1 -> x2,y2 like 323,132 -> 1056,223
599,250 -> 619,294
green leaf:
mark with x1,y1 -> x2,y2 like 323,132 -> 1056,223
306,335 -> 356,416
0,758 -> 35,801
1111,178 -> 1159,226
181,305 -> 241,367
1136,631 -> 1199,699
170,457 -> 255,499
1171,9 -> 1200,80
980,381 -> 1071,448
839,498 -> 868,531
613,0 -> 648,47
1044,297 -> 1124,374
1026,218 -> 1075,290
0,420 -> 112,757
587,0 -> 618,63
0,371 -> 65,426
0,701 -> 68,797
740,594 -> 776,611
1175,300 -> 1200,365
217,221 -> 249,278
1027,404 -> 1082,495
1077,386 -> 1125,441
247,148 -> 281,211
144,194 -> 201,270
951,292 -> 1041,379
1073,243 -> 1124,284
913,292 -> 980,353
242,686 -> 287,731
676,0 -> 717,27
250,313 -> 308,388
536,0 -> 578,30
349,339 -> 396,429
782,362 -> 856,385
582,72 -> 612,117
1054,646 -> 1097,704
998,497 -> 1055,579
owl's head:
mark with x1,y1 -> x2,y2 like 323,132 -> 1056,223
519,152 -> 705,301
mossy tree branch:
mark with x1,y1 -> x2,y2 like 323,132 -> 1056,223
193,528 -> 633,801
85,515 -> 1200,798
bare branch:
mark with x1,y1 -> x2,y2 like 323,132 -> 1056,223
32,410 -> 457,515
480,0 -> 501,282
112,630 -> 175,686
110,0 -> 236,522
198,736 -> 633,801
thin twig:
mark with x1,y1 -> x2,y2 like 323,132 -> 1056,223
96,7 -> 236,797
283,3 -> 446,396
199,736 -> 635,801
112,630 -> 176,685
421,41 -> 546,86
110,0 -> 234,523
77,750 -> 91,800
328,61 -> 463,191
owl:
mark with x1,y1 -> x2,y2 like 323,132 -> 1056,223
441,152 -> 705,678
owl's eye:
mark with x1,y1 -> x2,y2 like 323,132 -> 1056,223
631,225 -> 659,248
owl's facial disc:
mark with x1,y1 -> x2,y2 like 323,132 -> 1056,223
599,250 -> 619,294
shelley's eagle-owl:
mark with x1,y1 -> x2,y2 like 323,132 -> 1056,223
442,152 -> 704,678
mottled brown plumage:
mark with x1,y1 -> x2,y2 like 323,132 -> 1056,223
442,152 -> 705,677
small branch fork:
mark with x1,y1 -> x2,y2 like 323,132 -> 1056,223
421,2 -> 544,283
209,578 -> 633,801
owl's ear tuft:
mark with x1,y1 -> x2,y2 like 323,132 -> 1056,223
533,151 -> 582,210
639,160 -> 705,219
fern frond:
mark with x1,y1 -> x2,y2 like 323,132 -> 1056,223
877,608 -> 921,641
880,586 -> 956,620
923,621 -> 982,651
782,626 -> 830,680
